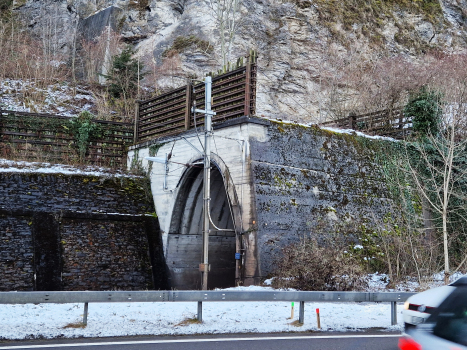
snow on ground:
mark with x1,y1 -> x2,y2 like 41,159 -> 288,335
259,117 -> 398,142
0,159 -> 137,178
0,286 -> 402,340
320,126 -> 398,142
0,79 -> 95,116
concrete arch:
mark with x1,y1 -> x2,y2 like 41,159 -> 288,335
166,154 -> 241,290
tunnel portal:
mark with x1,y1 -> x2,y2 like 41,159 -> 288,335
167,162 -> 236,290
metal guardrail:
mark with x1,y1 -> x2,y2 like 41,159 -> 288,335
0,290 -> 414,327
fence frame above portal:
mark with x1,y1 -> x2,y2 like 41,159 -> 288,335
135,51 -> 258,143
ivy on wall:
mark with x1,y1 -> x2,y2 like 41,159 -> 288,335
67,111 -> 102,161
404,86 -> 443,137
1,111 -> 131,167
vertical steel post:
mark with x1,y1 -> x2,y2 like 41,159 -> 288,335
201,76 -> 213,291
197,301 -> 203,322
185,79 -> 192,130
244,53 -> 251,117
163,153 -> 169,191
299,301 -> 305,324
83,302 -> 88,325
391,301 -> 397,326
133,101 -> 139,144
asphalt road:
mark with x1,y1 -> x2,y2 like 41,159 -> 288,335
0,332 -> 402,350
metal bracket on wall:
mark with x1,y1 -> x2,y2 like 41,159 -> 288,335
181,137 -> 203,156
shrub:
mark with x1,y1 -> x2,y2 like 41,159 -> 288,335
162,35 -> 213,57
0,0 -> 12,12
404,86 -> 442,137
68,111 -> 102,161
104,45 -> 145,99
271,236 -> 367,291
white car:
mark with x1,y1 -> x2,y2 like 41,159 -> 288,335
399,279 -> 467,350
403,276 -> 467,330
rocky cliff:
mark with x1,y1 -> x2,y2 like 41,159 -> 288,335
11,0 -> 467,121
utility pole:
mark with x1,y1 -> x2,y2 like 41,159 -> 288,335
193,76 -> 216,290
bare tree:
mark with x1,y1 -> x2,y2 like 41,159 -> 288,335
209,0 -> 242,67
80,28 -> 121,84
404,90 -> 467,284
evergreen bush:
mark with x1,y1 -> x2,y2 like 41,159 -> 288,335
104,46 -> 145,99
404,86 -> 442,137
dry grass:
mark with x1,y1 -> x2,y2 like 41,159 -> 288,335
63,322 -> 86,329
297,0 -> 443,51
313,0 -> 442,28
174,317 -> 202,326
289,320 -> 303,327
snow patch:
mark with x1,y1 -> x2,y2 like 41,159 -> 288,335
0,159 -> 139,178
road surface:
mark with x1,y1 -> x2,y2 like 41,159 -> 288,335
0,332 -> 401,350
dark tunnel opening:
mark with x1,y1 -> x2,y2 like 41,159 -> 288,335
167,163 -> 236,290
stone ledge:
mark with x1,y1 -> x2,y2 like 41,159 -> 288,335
130,115 -> 271,150
0,209 -> 151,221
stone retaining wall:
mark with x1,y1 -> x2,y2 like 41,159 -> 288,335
250,122 -> 396,278
0,172 -> 168,291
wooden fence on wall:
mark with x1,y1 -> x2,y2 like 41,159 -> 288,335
135,51 -> 257,143
0,110 -> 133,168
319,108 -> 413,139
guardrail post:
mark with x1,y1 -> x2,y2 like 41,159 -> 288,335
391,301 -> 397,326
299,301 -> 305,324
83,302 -> 88,326
197,301 -> 203,322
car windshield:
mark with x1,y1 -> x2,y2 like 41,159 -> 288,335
430,286 -> 467,346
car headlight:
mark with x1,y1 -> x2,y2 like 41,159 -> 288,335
404,301 -> 409,310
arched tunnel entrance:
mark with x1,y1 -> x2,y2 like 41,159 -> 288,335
167,161 -> 237,290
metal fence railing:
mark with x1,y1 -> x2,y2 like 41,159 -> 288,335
0,290 -> 414,326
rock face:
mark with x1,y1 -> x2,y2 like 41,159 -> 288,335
13,0 -> 467,122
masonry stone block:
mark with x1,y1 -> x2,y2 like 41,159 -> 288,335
0,172 -> 168,291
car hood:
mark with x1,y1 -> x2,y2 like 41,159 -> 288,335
407,286 -> 456,307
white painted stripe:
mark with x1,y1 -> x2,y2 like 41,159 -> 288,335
0,334 -> 402,349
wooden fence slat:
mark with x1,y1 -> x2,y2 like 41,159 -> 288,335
212,81 -> 246,96
319,108 -> 411,140
135,53 -> 258,142
139,96 -> 187,116
139,102 -> 186,121
1,111 -> 133,168
139,120 -> 186,135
